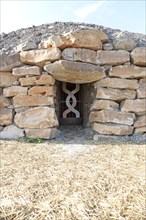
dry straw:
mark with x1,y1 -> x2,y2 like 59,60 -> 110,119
0,141 -> 145,220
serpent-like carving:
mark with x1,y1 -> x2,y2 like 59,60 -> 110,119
62,82 -> 80,118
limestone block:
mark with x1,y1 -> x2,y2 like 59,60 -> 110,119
14,107 -> 59,128
131,47 -> 146,66
96,50 -> 130,65
0,95 -> 10,107
0,125 -> 24,139
0,53 -> 22,71
90,100 -> 119,111
19,74 -> 55,86
62,48 -> 96,64
96,87 -> 136,101
0,72 -> 18,88
25,128 -> 60,139
20,48 -> 61,67
44,60 -> 106,84
89,110 -> 135,125
137,79 -> 146,98
40,29 -> 108,50
0,108 -> 13,125
92,122 -> 133,135
94,77 -> 138,90
134,126 -> 146,134
113,38 -> 136,51
121,99 -> 146,115
12,65 -> 41,77
28,86 -> 55,96
13,95 -> 54,107
3,86 -> 28,97
109,65 -> 146,79
134,115 -> 146,128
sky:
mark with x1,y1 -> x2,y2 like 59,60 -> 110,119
0,0 -> 145,34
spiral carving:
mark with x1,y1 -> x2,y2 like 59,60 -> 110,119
62,82 -> 80,118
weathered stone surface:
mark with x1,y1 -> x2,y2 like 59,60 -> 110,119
12,65 -> 41,77
20,48 -> 61,67
121,99 -> 146,115
0,72 -> 18,88
109,65 -> 146,79
44,60 -> 106,83
134,115 -> 146,128
137,79 -> 146,98
96,88 -> 136,101
93,134 -> 118,141
16,40 -> 37,52
28,86 -> 55,96
94,77 -> 138,90
40,29 -> 108,50
0,95 -> 10,107
62,48 -> 96,64
96,50 -> 130,65
13,95 -> 54,107
131,47 -> 146,66
0,126 -> 3,132
134,126 -> 146,134
14,107 -> 58,128
0,88 -> 2,95
0,108 -> 13,125
25,128 -> 60,139
0,125 -> 24,139
90,100 -> 119,111
113,38 -> 136,51
0,53 -> 22,71
19,74 -> 55,86
92,122 -> 133,135
89,110 -> 135,125
3,86 -> 28,97
103,43 -> 113,51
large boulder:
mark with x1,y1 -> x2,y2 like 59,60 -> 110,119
131,47 -> 146,66
44,60 -> 106,83
25,128 -> 60,139
121,99 -> 146,115
62,48 -> 97,64
94,77 -> 138,90
96,50 -> 130,65
92,122 -> 133,135
12,65 -> 41,77
89,110 -> 135,125
0,125 -> 24,139
96,87 -> 136,101
109,65 -> 146,79
0,53 -> 22,71
20,48 -> 61,67
3,86 -> 28,97
14,107 -> 58,128
39,29 -> 108,50
13,95 -> 54,107
0,72 -> 18,88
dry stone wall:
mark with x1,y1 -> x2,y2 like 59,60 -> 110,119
0,26 -> 146,140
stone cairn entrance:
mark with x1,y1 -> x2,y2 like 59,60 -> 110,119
0,29 -> 146,140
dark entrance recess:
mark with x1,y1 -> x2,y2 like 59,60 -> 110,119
59,82 -> 83,125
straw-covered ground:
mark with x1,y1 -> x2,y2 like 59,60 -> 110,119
0,140 -> 145,220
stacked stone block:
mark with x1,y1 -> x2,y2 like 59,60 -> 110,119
0,28 -> 146,139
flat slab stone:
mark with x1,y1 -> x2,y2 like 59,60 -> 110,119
90,100 -> 119,111
14,107 -> 59,128
25,128 -> 61,139
0,72 -> 18,88
3,86 -> 28,97
28,86 -> 55,96
44,60 -> 106,83
121,99 -> 146,115
109,65 -> 146,79
12,65 -> 41,77
89,110 -> 135,125
19,74 -> 55,86
93,122 -> 133,135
